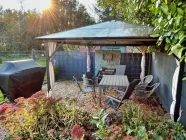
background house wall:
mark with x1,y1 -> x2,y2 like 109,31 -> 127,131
151,52 -> 186,128
95,50 -> 121,76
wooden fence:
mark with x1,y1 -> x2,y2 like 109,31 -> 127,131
53,52 -> 150,81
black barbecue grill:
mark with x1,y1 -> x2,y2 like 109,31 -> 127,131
0,59 -> 46,102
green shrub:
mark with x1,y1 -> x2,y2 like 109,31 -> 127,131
54,66 -> 60,81
91,109 -> 109,139
91,101 -> 186,140
0,91 -> 93,139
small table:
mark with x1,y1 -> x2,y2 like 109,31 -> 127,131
98,75 -> 129,106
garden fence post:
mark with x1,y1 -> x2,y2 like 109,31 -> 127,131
32,49 -> 36,61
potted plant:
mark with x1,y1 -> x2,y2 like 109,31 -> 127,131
53,66 -> 60,81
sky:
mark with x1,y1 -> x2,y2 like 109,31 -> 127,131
0,0 -> 96,12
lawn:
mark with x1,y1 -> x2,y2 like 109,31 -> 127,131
36,60 -> 46,66
0,62 -> 5,103
0,90 -> 5,103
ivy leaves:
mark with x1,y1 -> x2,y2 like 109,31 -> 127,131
149,1 -> 186,62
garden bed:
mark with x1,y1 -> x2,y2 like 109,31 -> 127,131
0,81 -> 185,140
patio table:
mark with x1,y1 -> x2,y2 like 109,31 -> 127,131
98,75 -> 129,106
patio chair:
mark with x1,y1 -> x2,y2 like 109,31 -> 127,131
104,79 -> 140,111
135,75 -> 153,90
115,65 -> 126,75
135,83 -> 160,99
73,76 -> 96,103
84,72 -> 98,86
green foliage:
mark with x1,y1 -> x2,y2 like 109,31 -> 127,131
91,101 -> 186,140
122,102 -> 149,139
54,66 -> 60,76
54,65 -> 60,81
98,0 -> 153,25
122,101 -> 186,139
94,2 -> 123,22
147,1 -> 186,59
0,91 -> 92,139
91,109 -> 109,139
0,90 -> 6,103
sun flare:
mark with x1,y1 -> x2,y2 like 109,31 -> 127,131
38,0 -> 52,11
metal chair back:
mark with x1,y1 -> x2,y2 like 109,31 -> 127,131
139,75 -> 153,85
105,79 -> 140,111
73,76 -> 82,91
150,83 -> 160,93
136,82 -> 160,99
122,79 -> 141,100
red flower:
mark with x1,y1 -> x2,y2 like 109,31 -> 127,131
7,107 -> 20,113
47,129 -> 54,135
0,103 -> 11,113
12,137 -> 22,140
31,91 -> 45,98
71,125 -> 85,139
14,97 -> 25,103
0,115 -> 5,120
123,136 -> 136,140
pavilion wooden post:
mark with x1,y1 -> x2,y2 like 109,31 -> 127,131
138,46 -> 148,80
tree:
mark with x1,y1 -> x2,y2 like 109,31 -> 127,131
42,0 -> 95,33
98,0 -> 153,25
94,3 -> 123,22
0,0 -> 95,51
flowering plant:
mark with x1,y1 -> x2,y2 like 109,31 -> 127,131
0,91 -> 60,138
71,125 -> 85,140
0,91 -> 94,139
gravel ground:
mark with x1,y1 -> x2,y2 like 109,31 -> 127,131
51,81 -> 119,114
51,81 -> 165,115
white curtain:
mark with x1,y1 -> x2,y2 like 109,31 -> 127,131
86,47 -> 91,72
170,58 -> 182,121
138,46 -> 147,80
47,42 -> 57,97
